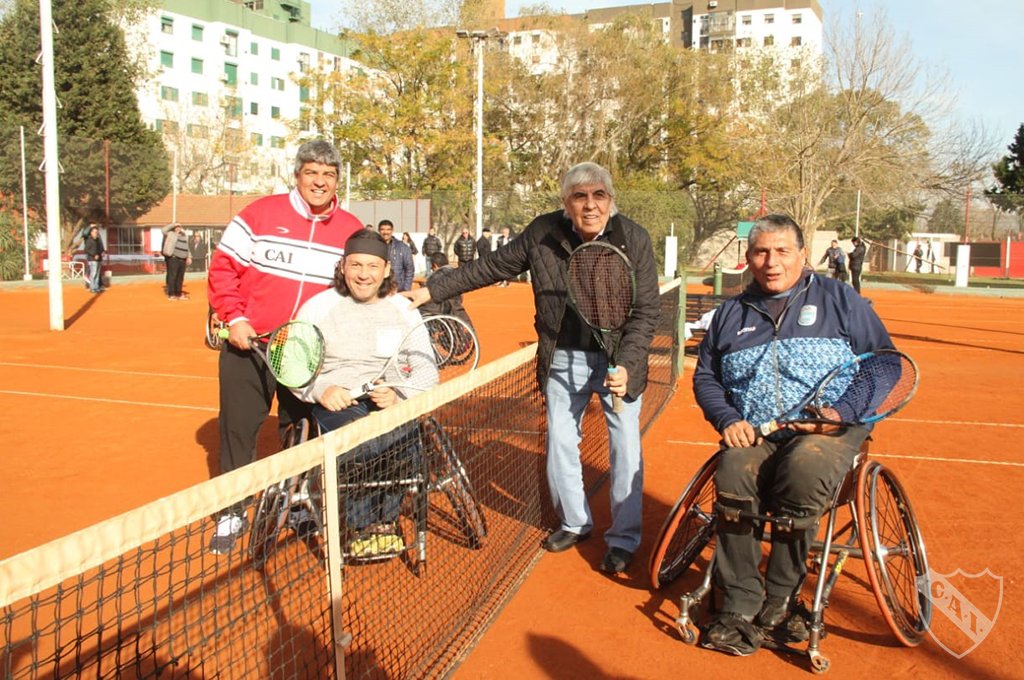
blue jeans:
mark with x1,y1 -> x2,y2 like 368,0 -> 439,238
544,348 -> 644,552
314,402 -> 421,531
86,259 -> 101,292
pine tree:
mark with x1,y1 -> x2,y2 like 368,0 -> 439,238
0,0 -> 169,247
988,124 -> 1024,217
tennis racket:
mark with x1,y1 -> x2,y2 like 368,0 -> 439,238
348,315 -> 480,401
759,349 -> 919,436
219,320 -> 325,389
566,240 -> 636,413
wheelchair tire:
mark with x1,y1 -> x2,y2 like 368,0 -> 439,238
249,485 -> 288,569
422,416 -> 487,548
205,307 -> 225,350
648,451 -> 720,590
857,460 -> 931,646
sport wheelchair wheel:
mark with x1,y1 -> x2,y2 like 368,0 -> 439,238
249,483 -> 289,569
421,416 -> 487,548
205,306 -> 226,350
857,461 -> 931,646
649,451 -> 720,590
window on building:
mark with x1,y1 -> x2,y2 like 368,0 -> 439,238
225,128 -> 243,151
791,58 -> 802,69
271,136 -> 285,149
251,42 -> 259,55
513,35 -> 522,45
250,102 -> 259,115
160,86 -> 178,102
222,31 -> 238,58
161,17 -> 173,34
791,36 -> 802,47
251,132 -> 263,146
223,63 -> 238,86
155,119 -> 178,135
271,77 -> 285,91
250,72 -> 259,85
187,124 -> 208,138
531,33 -> 540,44
160,51 -> 173,68
334,56 -> 343,72
192,24 -> 203,41
299,86 -> 309,102
737,37 -> 752,48
793,14 -> 802,24
225,96 -> 242,118
191,58 -> 203,75
192,91 -> 208,106
764,35 -> 775,46
298,53 -> 309,73
765,13 -> 774,24
271,47 -> 280,61
271,106 -> 281,119
742,15 -> 751,26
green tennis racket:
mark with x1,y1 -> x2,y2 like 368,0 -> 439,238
219,320 -> 325,389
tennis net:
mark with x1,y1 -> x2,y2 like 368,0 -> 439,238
0,280 -> 682,679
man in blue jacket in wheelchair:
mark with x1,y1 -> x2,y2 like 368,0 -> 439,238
692,215 -> 894,656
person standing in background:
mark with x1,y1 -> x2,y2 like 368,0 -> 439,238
476,227 -> 493,260
189,233 -> 209,273
162,223 -> 191,300
83,225 -> 105,294
453,228 -> 476,267
848,237 -> 867,294
377,220 -> 414,292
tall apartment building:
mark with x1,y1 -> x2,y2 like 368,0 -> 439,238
503,0 -> 822,75
124,0 -> 358,194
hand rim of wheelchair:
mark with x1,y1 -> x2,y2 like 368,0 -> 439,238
857,460 -> 932,646
205,307 -> 226,350
648,451 -> 719,590
420,415 -> 487,547
650,449 -> 931,655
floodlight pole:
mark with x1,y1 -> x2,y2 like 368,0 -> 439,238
40,0 -> 64,330
456,29 -> 506,240
854,189 -> 861,238
20,126 -> 32,280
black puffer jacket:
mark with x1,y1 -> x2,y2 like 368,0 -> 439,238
426,210 -> 661,397
453,235 -> 476,263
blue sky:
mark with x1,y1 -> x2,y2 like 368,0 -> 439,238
308,0 -> 1023,154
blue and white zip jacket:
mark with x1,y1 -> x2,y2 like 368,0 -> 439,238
693,271 -> 894,437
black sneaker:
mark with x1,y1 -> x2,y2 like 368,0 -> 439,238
755,595 -> 812,643
701,612 -> 762,657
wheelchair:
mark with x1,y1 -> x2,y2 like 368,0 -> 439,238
204,305 -> 227,350
247,414 -> 487,572
648,445 -> 930,673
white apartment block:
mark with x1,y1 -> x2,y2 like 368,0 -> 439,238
123,0 -> 359,194
503,0 -> 822,75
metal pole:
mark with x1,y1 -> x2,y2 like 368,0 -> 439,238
343,160 -> 351,211
172,148 -> 178,223
474,38 -> 484,239
854,189 -> 861,238
20,126 -> 32,280
40,0 -> 64,329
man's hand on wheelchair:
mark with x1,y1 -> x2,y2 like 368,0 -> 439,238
722,420 -> 761,448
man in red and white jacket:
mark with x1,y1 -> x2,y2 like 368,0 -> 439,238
207,139 -> 362,554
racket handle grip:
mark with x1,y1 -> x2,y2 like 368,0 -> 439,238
759,420 -> 780,437
607,366 -> 625,414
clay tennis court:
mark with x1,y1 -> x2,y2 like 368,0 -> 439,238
1,275 -> 1022,678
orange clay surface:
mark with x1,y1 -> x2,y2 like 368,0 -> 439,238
1,275 -> 1022,679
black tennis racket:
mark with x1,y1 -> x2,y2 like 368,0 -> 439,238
566,240 -> 636,413
219,320 -> 325,389
348,316 -> 480,401
759,349 -> 919,436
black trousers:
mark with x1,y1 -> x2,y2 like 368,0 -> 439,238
217,343 -> 310,477
165,256 -> 187,297
850,268 -> 862,293
712,427 -> 868,616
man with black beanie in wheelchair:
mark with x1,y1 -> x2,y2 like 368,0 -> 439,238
692,214 -> 894,656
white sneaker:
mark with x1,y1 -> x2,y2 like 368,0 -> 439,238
208,513 -> 245,554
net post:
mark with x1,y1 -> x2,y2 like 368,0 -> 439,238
675,276 -> 687,377
322,432 -> 350,679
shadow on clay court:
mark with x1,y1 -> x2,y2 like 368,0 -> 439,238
64,292 -> 104,329
889,332 -> 1024,356
527,633 -> 646,680
195,418 -> 220,478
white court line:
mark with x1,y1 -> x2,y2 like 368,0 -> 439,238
0,362 -> 214,381
0,390 -> 218,413
665,440 -> 1024,468
891,417 -> 1024,428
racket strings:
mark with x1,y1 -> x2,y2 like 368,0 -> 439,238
266,323 -> 325,388
568,250 -> 632,331
815,353 -> 917,421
